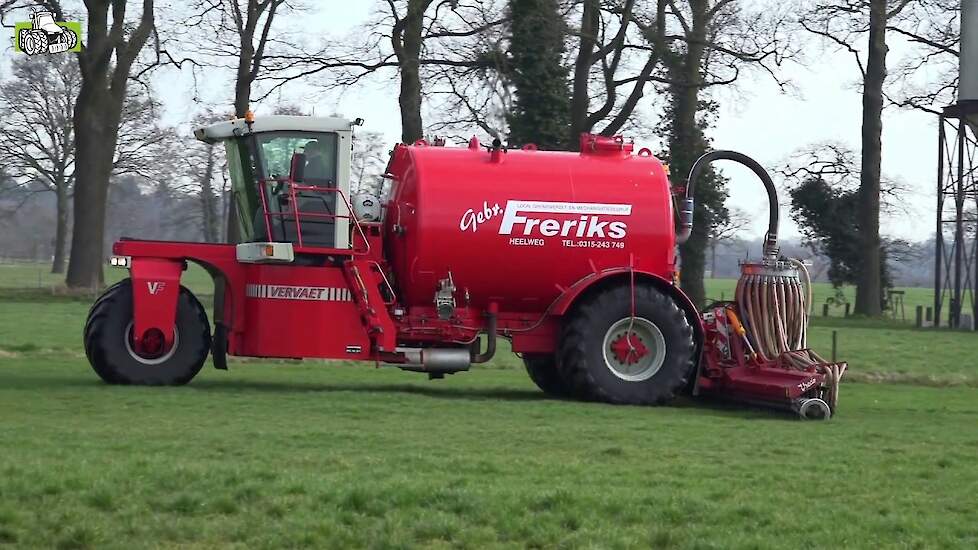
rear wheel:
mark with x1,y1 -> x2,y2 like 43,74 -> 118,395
62,28 -> 77,50
558,284 -> 696,405
523,353 -> 573,397
84,279 -> 211,385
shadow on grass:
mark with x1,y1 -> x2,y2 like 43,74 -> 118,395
3,372 -> 550,403
189,378 -> 551,402
3,370 -> 798,420
191,379 -> 797,419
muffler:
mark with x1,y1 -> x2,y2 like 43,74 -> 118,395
393,347 -> 471,373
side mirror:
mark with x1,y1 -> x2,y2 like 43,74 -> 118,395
290,152 -> 306,182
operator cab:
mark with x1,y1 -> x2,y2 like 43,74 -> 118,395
194,115 -> 356,250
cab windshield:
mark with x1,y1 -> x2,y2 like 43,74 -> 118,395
225,131 -> 340,244
256,131 -> 338,183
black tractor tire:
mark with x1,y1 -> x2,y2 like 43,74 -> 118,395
558,284 -> 696,405
24,30 -> 47,55
83,279 -> 129,366
84,279 -> 211,385
62,28 -> 77,50
523,353 -> 573,397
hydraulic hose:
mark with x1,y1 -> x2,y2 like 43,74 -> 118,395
678,151 -> 780,259
734,259 -> 847,412
471,305 -> 497,364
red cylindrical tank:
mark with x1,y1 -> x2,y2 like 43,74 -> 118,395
383,135 -> 676,313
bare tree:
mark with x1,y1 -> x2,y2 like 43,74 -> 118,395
259,1 -> 506,142
352,130 -> 391,194
781,142 -> 915,299
643,0 -> 797,307
167,0 -> 290,117
799,0 -> 922,315
0,55 -> 79,273
567,0 -> 665,146
708,207 -> 750,278
37,0 -> 156,288
779,142 -> 911,212
888,0 -> 960,113
0,41 -> 169,274
151,1 -> 296,243
170,136 -> 223,243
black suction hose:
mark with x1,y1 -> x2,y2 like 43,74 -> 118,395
677,150 -> 780,259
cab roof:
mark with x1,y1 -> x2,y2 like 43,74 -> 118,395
194,115 -> 355,143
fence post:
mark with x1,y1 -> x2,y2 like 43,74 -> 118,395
831,330 -> 838,362
915,305 -> 923,328
844,303 -> 851,318
822,304 -> 829,317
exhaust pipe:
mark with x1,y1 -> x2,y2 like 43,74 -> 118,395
471,304 -> 497,364
390,302 -> 499,373
395,347 -> 472,373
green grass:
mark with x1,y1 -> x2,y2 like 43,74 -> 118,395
2,265 -> 978,547
1,358 -> 977,548
0,260 -> 213,296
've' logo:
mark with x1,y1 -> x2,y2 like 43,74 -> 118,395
147,282 -> 166,295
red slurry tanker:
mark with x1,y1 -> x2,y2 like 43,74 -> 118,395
85,114 -> 846,419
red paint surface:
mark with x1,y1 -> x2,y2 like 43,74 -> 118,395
384,139 -> 676,313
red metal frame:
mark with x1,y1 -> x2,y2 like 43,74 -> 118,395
696,306 -> 845,412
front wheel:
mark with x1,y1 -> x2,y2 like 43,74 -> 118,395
84,279 -> 211,385
558,284 -> 696,405
21,30 -> 47,55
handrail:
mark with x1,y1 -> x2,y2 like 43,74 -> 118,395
369,260 -> 397,305
257,178 -> 371,256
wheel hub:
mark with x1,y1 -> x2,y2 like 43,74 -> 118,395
601,317 -> 667,382
124,322 -> 179,365
610,333 -> 649,365
139,328 -> 166,358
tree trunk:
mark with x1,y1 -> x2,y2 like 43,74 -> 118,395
234,53 -> 253,118
710,240 -> 716,279
226,32 -> 255,245
396,0 -> 428,144
200,144 -> 219,242
855,0 -> 886,316
51,181 -> 68,274
64,0 -> 154,289
569,0 -> 599,148
65,88 -> 123,289
674,3 -> 710,308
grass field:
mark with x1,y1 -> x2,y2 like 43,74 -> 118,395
2,358 -> 978,548
2,264 -> 978,548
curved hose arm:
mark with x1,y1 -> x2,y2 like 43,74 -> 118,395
677,150 -> 781,260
